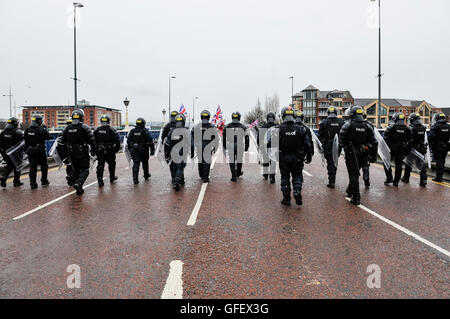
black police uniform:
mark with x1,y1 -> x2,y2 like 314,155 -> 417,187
339,113 -> 378,205
0,123 -> 24,187
278,118 -> 312,206
191,122 -> 219,183
24,122 -> 51,187
127,126 -> 155,184
165,125 -> 190,190
94,124 -> 121,184
402,121 -> 428,185
383,120 -> 412,185
318,116 -> 344,186
361,119 -> 374,187
161,113 -> 178,142
257,121 -> 278,182
61,122 -> 96,193
429,117 -> 449,182
56,132 -> 74,186
222,121 -> 249,181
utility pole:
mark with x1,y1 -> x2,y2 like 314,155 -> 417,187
73,3 -> 84,109
2,86 -> 13,118
372,0 -> 382,128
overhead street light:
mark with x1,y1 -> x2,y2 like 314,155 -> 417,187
168,75 -> 176,114
123,97 -> 130,127
73,2 -> 84,109
371,0 -> 382,128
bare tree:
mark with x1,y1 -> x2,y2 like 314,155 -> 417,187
244,98 -> 264,125
264,93 -> 280,114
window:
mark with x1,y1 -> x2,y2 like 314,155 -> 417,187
380,107 -> 387,116
367,105 -> 376,115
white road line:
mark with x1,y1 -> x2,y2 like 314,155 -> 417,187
13,180 -> 101,221
345,198 -> 450,258
187,154 -> 218,226
303,170 -> 313,177
161,260 -> 184,299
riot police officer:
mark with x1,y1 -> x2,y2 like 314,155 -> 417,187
161,110 -> 179,142
401,113 -> 428,186
24,114 -> 51,189
429,113 -> 449,183
278,107 -> 312,206
127,117 -> 155,184
339,106 -> 378,205
191,110 -> 219,183
94,114 -> 121,187
61,110 -> 96,195
257,112 -> 278,184
165,114 -> 190,191
222,112 -> 249,182
318,106 -> 345,188
383,113 -> 412,186
361,111 -> 374,187
0,117 -> 24,187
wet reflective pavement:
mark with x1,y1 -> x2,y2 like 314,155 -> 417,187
0,152 -> 449,298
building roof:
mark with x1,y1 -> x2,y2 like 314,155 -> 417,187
353,98 -> 429,108
302,84 -> 319,91
22,105 -> 122,112
293,92 -> 303,97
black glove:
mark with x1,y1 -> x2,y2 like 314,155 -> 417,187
305,154 -> 312,164
150,149 -> 155,156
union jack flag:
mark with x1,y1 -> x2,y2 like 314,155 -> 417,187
248,119 -> 259,129
179,104 -> 188,117
212,105 -> 224,126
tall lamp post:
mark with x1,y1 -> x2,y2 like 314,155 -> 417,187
73,2 -> 84,109
2,86 -> 13,118
123,98 -> 130,128
168,75 -> 176,114
192,96 -> 198,124
371,0 -> 382,128
289,76 -> 294,107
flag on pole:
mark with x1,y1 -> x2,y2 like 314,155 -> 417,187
212,105 -> 224,126
248,119 -> 259,129
179,104 -> 188,117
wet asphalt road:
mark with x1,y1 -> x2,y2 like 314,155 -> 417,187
0,150 -> 449,299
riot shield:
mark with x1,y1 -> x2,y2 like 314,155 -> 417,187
89,145 -> 97,171
249,128 -> 262,164
332,134 -> 339,168
264,126 -> 279,163
5,140 -> 29,171
49,138 -> 64,169
424,131 -> 432,169
373,129 -> 391,170
404,148 -> 425,172
309,128 -> 326,167
122,136 -> 132,168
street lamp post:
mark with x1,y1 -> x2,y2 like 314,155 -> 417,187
73,2 -> 84,110
192,96 -> 198,124
2,86 -> 13,118
123,98 -> 130,128
168,75 -> 176,114
162,108 -> 166,125
371,0 -> 382,128
289,76 -> 294,107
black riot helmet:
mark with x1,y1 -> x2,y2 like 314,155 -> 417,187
433,112 -> 447,124
170,111 -> 179,123
100,114 -> 111,126
408,113 -> 421,125
200,110 -> 211,122
231,112 -> 241,122
393,113 -> 406,125
31,114 -> 43,125
349,106 -> 365,122
66,118 -> 73,125
266,112 -> 276,123
175,114 -> 186,128
135,117 -> 146,127
295,110 -> 304,123
327,106 -> 338,119
281,107 -> 295,123
6,117 -> 19,129
71,109 -> 85,124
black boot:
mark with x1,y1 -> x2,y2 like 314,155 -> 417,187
74,182 -> 84,195
173,183 -> 181,192
144,174 -> 151,181
263,174 -> 268,180
41,180 -> 50,186
351,194 -> 360,206
293,191 -> 302,206
364,179 -> 370,187
327,181 -> 335,188
419,180 -> 427,187
432,177 -> 443,183
110,176 -> 118,183
0,178 -> 6,188
31,183 -> 38,189
98,179 -> 104,187
13,181 -> 23,187
270,174 -> 275,184
281,196 -> 291,206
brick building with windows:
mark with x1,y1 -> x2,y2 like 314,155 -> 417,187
21,104 -> 122,130
353,98 -> 441,129
293,84 -> 354,128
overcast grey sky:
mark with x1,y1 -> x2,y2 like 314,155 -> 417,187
1,0 -> 449,122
